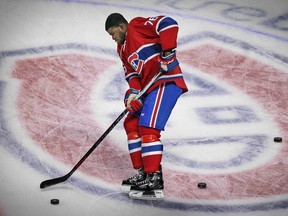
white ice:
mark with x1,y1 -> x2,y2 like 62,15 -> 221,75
0,0 -> 288,216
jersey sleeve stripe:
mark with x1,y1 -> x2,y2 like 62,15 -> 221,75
158,74 -> 185,81
125,72 -> 140,83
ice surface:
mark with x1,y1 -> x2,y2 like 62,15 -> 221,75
0,0 -> 288,216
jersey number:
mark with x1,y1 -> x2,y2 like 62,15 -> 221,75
144,16 -> 158,26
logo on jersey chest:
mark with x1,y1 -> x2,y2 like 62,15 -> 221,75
128,52 -> 144,73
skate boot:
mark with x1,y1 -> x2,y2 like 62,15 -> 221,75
121,167 -> 146,193
129,171 -> 164,200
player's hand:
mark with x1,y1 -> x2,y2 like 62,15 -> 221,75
158,50 -> 179,72
128,99 -> 143,112
124,89 -> 143,112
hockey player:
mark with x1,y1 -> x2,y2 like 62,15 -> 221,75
105,13 -> 188,200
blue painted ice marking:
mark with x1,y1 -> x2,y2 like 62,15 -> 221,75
164,135 -> 267,169
195,106 -> 259,124
262,13 -> 288,31
183,72 -> 228,97
104,72 -> 127,101
0,43 -> 117,60
221,6 -> 267,21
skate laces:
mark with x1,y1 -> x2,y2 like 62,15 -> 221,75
136,172 -> 155,187
135,178 -> 148,187
128,167 -> 144,180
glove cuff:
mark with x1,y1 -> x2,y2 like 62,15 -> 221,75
130,88 -> 140,95
160,50 -> 176,60
159,50 -> 179,72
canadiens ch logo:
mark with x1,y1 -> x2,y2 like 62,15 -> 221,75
128,52 -> 144,73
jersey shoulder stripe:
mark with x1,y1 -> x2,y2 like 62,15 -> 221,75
136,43 -> 161,62
156,16 -> 178,34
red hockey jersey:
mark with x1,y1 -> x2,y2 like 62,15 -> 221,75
117,15 -> 188,94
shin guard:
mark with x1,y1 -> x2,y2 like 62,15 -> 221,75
127,132 -> 143,169
141,134 -> 163,173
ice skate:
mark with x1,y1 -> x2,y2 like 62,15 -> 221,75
129,171 -> 164,200
121,167 -> 146,193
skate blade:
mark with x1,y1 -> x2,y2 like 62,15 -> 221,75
121,185 -> 131,193
129,189 -> 164,200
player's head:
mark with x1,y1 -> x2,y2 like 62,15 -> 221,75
105,13 -> 128,44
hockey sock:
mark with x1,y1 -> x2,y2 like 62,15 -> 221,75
141,134 -> 163,173
128,132 -> 143,169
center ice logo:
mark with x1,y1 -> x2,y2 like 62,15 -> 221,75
2,35 -> 288,212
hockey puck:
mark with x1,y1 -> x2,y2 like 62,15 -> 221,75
50,199 -> 60,205
274,137 -> 282,142
197,182 -> 206,189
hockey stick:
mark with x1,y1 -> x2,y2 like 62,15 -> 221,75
40,70 -> 163,189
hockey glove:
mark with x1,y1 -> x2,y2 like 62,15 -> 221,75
158,50 -> 179,72
124,89 -> 143,112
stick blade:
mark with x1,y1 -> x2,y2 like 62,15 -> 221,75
40,175 -> 69,189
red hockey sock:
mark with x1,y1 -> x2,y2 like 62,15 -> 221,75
127,132 -> 143,169
141,134 -> 163,173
